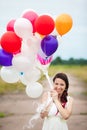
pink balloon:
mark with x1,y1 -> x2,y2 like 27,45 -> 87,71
22,10 -> 38,33
37,54 -> 53,65
6,19 -> 16,32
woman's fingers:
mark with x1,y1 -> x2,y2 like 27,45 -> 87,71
40,110 -> 48,118
50,90 -> 58,97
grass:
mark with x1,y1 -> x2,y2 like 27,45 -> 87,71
0,112 -> 6,118
80,112 -> 87,115
0,78 -> 25,94
0,65 -> 87,94
0,112 -> 14,118
49,65 -> 87,83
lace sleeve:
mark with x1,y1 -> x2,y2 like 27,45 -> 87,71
65,96 -> 74,108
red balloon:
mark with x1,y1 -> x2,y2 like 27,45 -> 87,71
6,19 -> 16,32
22,10 -> 38,33
35,15 -> 55,35
1,31 -> 21,53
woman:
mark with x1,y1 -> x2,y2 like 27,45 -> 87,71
40,72 -> 73,130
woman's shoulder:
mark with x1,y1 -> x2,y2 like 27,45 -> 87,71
67,96 -> 74,103
67,95 -> 73,100
65,96 -> 74,108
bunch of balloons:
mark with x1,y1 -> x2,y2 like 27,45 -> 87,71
0,9 -> 73,98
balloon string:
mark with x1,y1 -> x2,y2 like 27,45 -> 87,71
44,71 -> 53,89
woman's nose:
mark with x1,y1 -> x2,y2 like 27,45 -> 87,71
57,85 -> 61,89
55,86 -> 60,90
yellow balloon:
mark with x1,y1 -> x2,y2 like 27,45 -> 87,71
35,32 -> 45,39
39,34 -> 45,39
55,14 -> 73,36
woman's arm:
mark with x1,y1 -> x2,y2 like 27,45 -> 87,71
54,96 -> 73,120
51,89 -> 74,120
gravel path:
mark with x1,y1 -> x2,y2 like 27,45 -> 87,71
0,73 -> 87,130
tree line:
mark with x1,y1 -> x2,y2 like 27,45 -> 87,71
51,57 -> 87,65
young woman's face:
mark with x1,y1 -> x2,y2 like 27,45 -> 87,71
53,78 -> 66,95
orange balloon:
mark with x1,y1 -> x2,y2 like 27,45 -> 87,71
55,14 -> 73,36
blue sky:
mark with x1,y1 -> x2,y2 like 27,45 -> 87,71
0,0 -> 87,59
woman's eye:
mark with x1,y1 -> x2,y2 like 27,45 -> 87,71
60,83 -> 64,86
55,83 -> 58,85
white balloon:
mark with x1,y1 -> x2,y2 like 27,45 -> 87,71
0,66 -> 19,83
14,18 -> 33,40
21,41 -> 31,56
12,53 -> 33,72
19,74 -> 29,85
26,82 -> 43,98
21,40 -> 36,61
27,35 -> 41,55
24,67 -> 41,82
21,35 -> 41,64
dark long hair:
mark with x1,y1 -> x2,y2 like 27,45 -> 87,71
53,73 -> 69,103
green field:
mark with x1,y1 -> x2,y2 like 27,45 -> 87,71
0,65 -> 87,94
49,65 -> 87,83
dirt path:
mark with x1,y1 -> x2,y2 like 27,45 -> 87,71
0,73 -> 87,130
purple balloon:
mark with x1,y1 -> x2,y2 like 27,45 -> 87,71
0,49 -> 13,66
41,35 -> 58,56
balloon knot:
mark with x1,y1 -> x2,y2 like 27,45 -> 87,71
20,72 -> 24,75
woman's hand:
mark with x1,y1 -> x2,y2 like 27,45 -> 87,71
50,89 -> 58,102
40,110 -> 48,119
